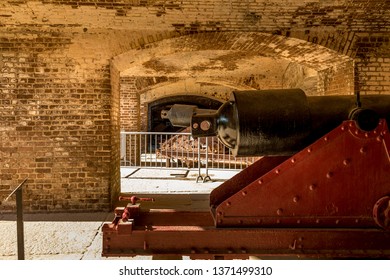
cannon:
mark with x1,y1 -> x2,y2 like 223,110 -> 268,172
103,89 -> 390,259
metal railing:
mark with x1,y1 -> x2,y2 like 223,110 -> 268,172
120,131 -> 258,170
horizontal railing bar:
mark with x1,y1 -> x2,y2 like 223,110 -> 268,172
121,132 -> 191,136
120,131 -> 258,172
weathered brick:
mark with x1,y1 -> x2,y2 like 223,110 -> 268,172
0,0 -> 389,213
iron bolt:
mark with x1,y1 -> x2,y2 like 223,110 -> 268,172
200,120 -> 211,131
326,172 -> 333,178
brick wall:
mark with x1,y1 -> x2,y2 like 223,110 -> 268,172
353,36 -> 390,95
1,0 -> 389,212
0,29 -> 114,211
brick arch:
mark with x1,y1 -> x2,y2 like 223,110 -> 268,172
139,80 -> 233,131
112,32 -> 354,94
110,31 -> 355,202
112,31 -> 354,130
113,32 -> 354,73
147,94 -> 223,132
113,32 -> 354,100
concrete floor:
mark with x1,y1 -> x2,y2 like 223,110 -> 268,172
120,167 -> 238,193
0,212 -> 114,260
0,168 -> 237,260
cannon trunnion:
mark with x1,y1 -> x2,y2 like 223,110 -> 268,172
103,89 -> 390,259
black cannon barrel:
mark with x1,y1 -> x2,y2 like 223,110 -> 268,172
163,89 -> 390,156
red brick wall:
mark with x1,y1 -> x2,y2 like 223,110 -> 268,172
0,0 -> 389,212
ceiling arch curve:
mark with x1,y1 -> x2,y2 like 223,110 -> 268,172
112,32 -> 354,96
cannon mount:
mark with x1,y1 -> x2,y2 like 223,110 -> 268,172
103,118 -> 390,259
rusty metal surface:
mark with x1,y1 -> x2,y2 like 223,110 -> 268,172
213,119 -> 390,228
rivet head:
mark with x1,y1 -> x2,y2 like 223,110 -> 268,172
360,147 -> 366,154
326,172 -> 333,178
341,126 -> 345,131
316,219 -> 320,224
258,179 -> 263,185
291,158 -> 296,163
276,208 -> 283,215
226,201 -> 231,206
293,196 -> 299,203
309,184 -> 316,191
200,120 -> 211,131
241,191 -> 247,196
324,136 -> 328,141
307,147 -> 312,153
377,136 -> 383,142
343,159 -> 350,166
275,169 -> 280,174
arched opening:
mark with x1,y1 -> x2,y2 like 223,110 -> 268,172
110,32 -> 355,202
148,95 -> 222,132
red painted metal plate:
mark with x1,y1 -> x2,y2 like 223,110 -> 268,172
214,120 -> 390,228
